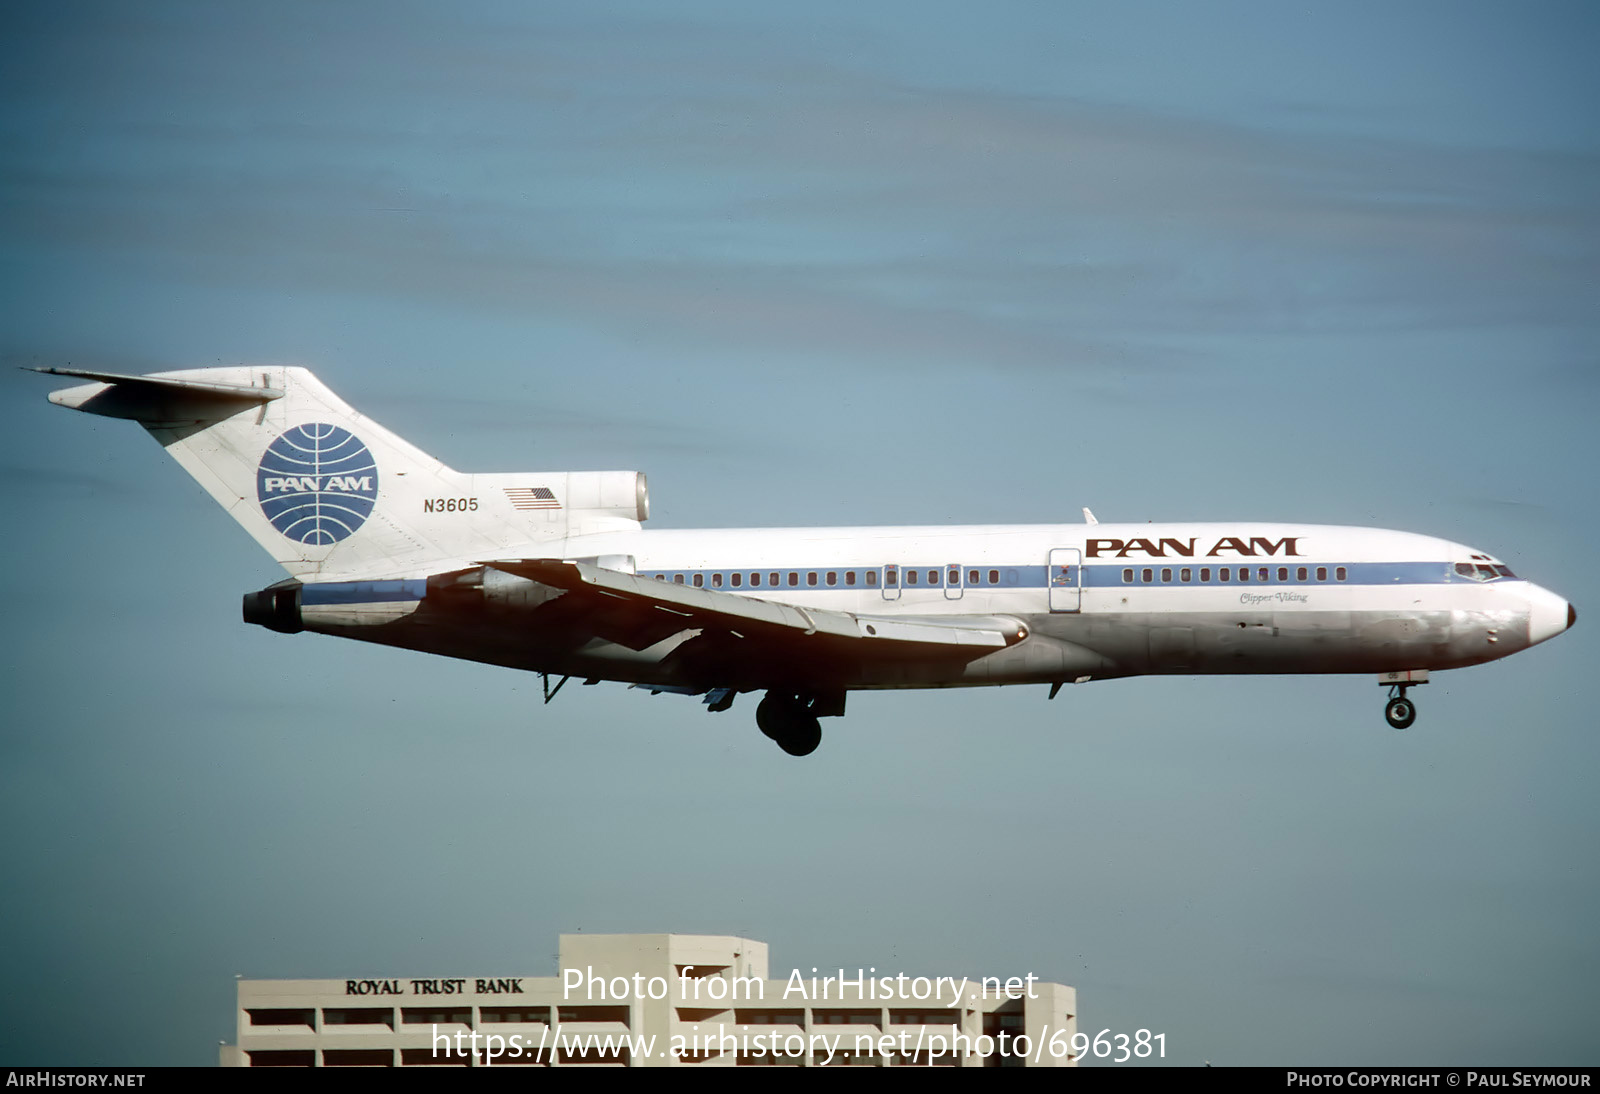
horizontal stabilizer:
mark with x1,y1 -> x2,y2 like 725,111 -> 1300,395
30,366 -> 283,421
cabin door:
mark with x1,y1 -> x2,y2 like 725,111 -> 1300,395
1048,548 -> 1082,612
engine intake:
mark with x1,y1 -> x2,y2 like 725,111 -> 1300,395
242,581 -> 303,634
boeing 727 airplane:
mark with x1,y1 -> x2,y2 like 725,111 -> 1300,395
34,365 -> 1576,755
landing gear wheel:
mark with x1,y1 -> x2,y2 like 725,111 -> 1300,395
1385,696 -> 1416,730
755,694 -> 785,740
776,717 -> 822,757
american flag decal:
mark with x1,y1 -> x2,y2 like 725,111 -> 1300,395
504,486 -> 561,511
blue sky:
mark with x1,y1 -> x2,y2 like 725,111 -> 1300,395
2,1 -> 1596,1066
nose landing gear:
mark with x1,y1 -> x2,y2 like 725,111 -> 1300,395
1379,670 -> 1428,730
1384,693 -> 1417,729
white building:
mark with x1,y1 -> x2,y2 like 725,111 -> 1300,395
222,933 -> 1077,1067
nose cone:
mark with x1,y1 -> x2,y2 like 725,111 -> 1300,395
1527,585 -> 1575,647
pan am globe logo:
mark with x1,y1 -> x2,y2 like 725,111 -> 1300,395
256,423 -> 379,545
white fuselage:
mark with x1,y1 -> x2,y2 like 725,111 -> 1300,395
312,520 -> 1572,691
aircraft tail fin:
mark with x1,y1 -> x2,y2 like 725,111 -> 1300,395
36,366 -> 648,579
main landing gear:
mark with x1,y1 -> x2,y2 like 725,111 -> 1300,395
754,692 -> 839,756
1379,671 -> 1428,730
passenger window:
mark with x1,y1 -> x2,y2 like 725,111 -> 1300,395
968,570 -> 980,584
673,574 -> 684,584
807,572 -> 818,586
731,573 -> 741,587
1181,568 -> 1191,582
1200,568 -> 1210,582
1220,568 -> 1231,582
906,571 -> 918,586
845,571 -> 856,586
770,572 -> 779,586
1142,568 -> 1153,583
948,568 -> 960,585
693,574 -> 704,588
712,573 -> 723,587
1257,567 -> 1269,583
826,572 -> 837,586
886,568 -> 897,587
865,571 -> 878,587
989,570 -> 1000,585
1161,568 -> 1172,583
928,570 -> 940,585
751,573 -> 761,587
1238,568 -> 1249,582
1316,567 -> 1327,581
1277,567 -> 1288,582
1297,567 -> 1307,581
1336,567 -> 1347,581
788,572 -> 798,587
1123,569 -> 1134,583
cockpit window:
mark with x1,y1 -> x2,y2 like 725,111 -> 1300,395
1455,562 -> 1513,582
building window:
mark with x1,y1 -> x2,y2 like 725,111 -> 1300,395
557,1006 -> 630,1024
322,1008 -> 393,1028
480,1007 -> 549,1024
326,1049 -> 396,1067
247,1051 -> 316,1067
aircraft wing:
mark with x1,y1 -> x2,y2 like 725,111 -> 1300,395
483,559 -> 1025,663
